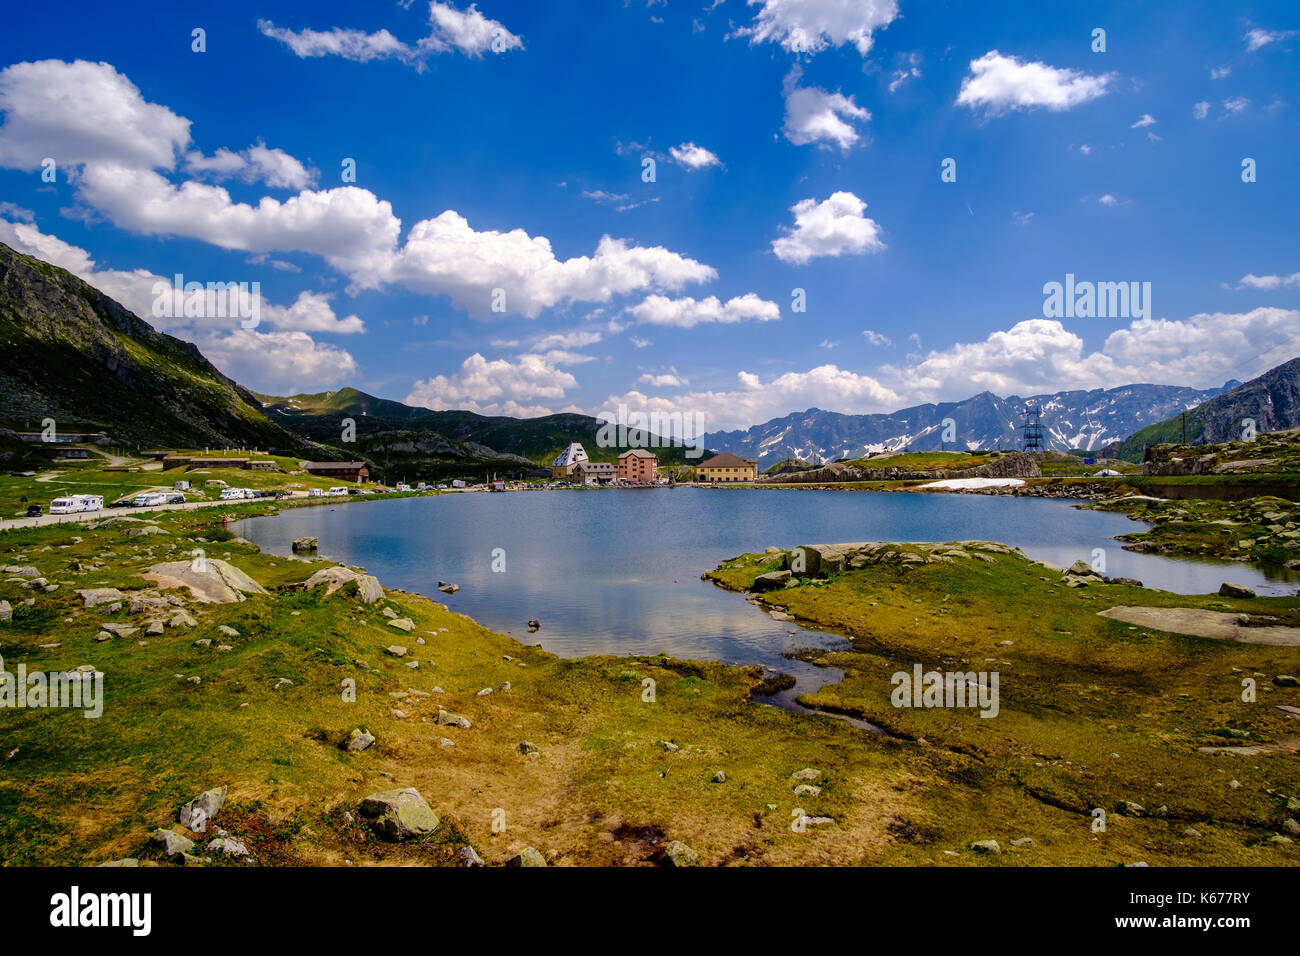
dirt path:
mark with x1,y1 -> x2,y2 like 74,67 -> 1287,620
1098,605 -> 1300,645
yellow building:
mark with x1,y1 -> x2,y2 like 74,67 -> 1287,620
695,452 -> 757,483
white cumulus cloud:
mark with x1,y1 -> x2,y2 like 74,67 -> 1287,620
405,352 -> 576,418
668,142 -> 722,169
956,51 -> 1113,115
771,191 -> 884,264
734,0 -> 900,56
626,293 -> 780,328
781,68 -> 870,151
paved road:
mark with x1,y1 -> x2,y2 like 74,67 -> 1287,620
0,492 -> 315,532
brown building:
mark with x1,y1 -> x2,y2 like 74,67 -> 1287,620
695,452 -> 757,483
617,449 -> 658,484
573,460 -> 616,485
302,461 -> 370,482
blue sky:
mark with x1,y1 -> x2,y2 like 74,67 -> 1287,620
1,0 -> 1297,431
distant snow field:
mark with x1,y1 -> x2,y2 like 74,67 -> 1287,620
918,477 -> 1027,490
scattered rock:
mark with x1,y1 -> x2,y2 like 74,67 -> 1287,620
661,841 -> 699,867
345,728 -> 376,752
969,840 -> 1001,855
149,828 -> 195,858
76,587 -> 125,608
384,645 -> 409,658
711,771 -> 726,783
458,846 -> 485,867
206,837 -> 250,859
436,709 -> 471,728
359,788 -> 440,841
519,741 -> 539,755
388,618 -> 414,632
178,786 -> 227,832
505,847 -> 546,867
291,537 -> 318,553
1218,582 -> 1256,599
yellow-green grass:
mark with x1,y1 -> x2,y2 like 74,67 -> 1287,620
2,506 -> 1298,867
0,509 -> 920,866
708,543 -> 1300,865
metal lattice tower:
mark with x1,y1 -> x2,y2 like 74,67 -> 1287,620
1021,404 -> 1045,452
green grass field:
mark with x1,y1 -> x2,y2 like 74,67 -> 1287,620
1,497 -> 1298,866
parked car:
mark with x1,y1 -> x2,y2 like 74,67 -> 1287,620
26,504 -> 42,517
165,493 -> 186,504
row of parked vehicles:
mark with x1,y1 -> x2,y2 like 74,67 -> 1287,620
217,487 -> 286,501
25,482 -> 392,518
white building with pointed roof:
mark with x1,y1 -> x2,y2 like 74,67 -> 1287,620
552,442 -> 589,478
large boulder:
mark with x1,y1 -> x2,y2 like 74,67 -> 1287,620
788,544 -> 847,576
305,566 -> 360,595
356,575 -> 384,604
752,570 -> 792,591
1218,582 -> 1256,599
359,788 -> 440,841
144,560 -> 267,604
291,537 -> 318,553
76,587 -> 126,608
178,786 -> 227,831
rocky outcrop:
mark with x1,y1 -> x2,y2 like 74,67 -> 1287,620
359,788 -> 440,841
143,560 -> 267,603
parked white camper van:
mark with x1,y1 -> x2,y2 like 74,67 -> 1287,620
50,494 -> 103,514
327,487 -> 349,497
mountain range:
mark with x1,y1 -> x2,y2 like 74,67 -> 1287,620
703,382 -> 1236,469
2,239 -> 1297,478
255,387 -> 709,480
1114,356 -> 1300,460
